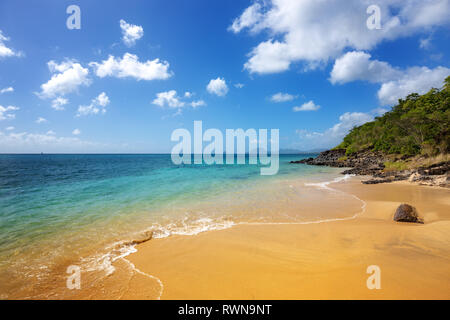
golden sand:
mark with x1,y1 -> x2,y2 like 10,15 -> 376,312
118,179 -> 450,300
45,178 -> 449,300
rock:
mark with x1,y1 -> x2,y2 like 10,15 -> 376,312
362,178 -> 394,184
290,157 -> 313,164
121,231 -> 154,247
290,148 -> 449,188
132,231 -> 153,244
418,161 -> 449,176
393,204 -> 423,224
408,172 -> 421,182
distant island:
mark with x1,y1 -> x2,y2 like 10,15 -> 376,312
292,76 -> 450,187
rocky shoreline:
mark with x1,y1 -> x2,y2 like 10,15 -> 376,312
291,149 -> 449,187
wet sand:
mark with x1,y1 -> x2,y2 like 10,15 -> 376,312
119,179 -> 450,300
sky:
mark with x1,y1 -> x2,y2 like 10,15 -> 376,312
0,0 -> 449,153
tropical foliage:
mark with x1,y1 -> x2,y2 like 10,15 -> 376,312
337,76 -> 450,156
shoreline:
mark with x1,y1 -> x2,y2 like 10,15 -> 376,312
5,175 -> 449,300
69,176 -> 450,300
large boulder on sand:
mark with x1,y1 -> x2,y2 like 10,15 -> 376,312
394,204 -> 423,224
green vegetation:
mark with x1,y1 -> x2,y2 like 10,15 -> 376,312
337,76 -> 450,157
383,161 -> 409,172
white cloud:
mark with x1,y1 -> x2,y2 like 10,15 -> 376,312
94,92 -> 110,107
90,53 -> 172,81
330,51 -> 401,84
36,117 -> 48,124
0,30 -> 22,58
39,60 -> 91,98
5,126 -> 14,131
229,2 -> 263,33
270,92 -> 295,103
207,77 -> 228,96
329,112 -> 373,137
0,87 -> 14,94
377,66 -> 450,105
293,100 -> 320,112
295,112 -> 373,150
234,83 -> 245,89
330,51 -> 450,105
46,130 -> 55,135
190,100 -> 206,108
231,0 -> 450,74
77,92 -> 110,117
0,105 -> 19,120
72,129 -> 81,135
152,90 -> 206,113
152,90 -> 185,108
419,36 -> 432,50
51,97 -> 68,111
372,107 -> 390,116
0,130 -> 106,153
120,19 -> 144,47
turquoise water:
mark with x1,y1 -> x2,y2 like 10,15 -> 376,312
0,154 -> 356,298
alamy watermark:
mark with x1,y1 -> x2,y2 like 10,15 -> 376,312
66,5 -> 81,30
66,265 -> 81,290
171,121 -> 279,175
366,265 -> 381,290
366,5 -> 381,30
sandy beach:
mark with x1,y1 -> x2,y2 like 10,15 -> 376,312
66,177 -> 449,300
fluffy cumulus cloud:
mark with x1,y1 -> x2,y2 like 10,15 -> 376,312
0,105 -> 19,120
231,0 -> 450,74
295,112 -> 373,150
51,97 -> 68,111
39,60 -> 91,99
120,19 -> 144,46
0,30 -> 22,58
72,129 -> 81,135
0,87 -> 14,94
90,53 -> 172,81
152,90 -> 185,108
152,90 -> 206,113
190,100 -> 206,108
330,51 -> 401,84
229,2 -> 263,33
35,117 -> 48,124
330,51 -> 450,105
270,92 -> 295,103
77,92 -> 110,117
377,67 -> 450,105
293,100 -> 320,112
207,77 -> 228,96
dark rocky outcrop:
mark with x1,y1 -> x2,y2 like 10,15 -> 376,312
290,157 -> 314,164
417,161 -> 449,176
290,149 -> 449,187
393,204 -> 423,224
290,148 -> 387,173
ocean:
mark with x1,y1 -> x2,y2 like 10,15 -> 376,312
0,154 -> 362,299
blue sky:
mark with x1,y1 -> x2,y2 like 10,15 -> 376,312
0,0 -> 449,153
